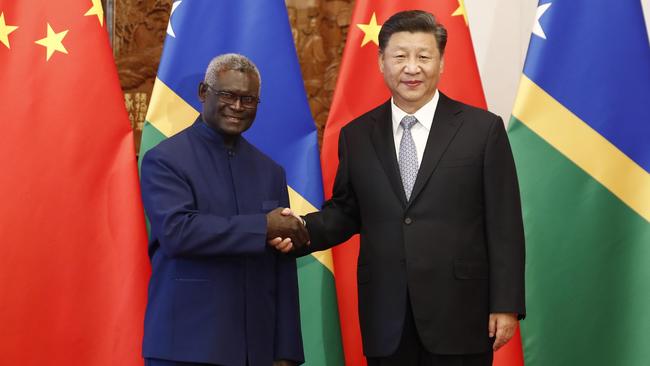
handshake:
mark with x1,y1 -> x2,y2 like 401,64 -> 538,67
266,207 -> 310,253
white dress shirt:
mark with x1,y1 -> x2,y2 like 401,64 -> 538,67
391,90 -> 440,166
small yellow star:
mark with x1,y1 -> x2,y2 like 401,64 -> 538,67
0,12 -> 19,49
452,0 -> 469,26
35,23 -> 69,61
356,12 -> 382,47
84,0 -> 104,26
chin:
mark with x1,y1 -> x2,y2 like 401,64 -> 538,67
224,128 -> 244,136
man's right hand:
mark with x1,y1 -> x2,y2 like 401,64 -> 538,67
266,207 -> 310,252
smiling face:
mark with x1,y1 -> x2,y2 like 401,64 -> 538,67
198,69 -> 260,141
379,31 -> 444,114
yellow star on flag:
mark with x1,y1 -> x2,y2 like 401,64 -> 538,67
35,23 -> 69,61
84,0 -> 104,26
0,12 -> 19,49
452,0 -> 469,26
356,12 -> 382,47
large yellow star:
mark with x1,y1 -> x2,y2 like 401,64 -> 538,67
0,12 -> 19,49
451,0 -> 469,26
356,12 -> 382,47
84,0 -> 104,26
35,23 -> 69,61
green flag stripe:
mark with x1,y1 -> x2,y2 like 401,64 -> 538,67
509,118 -> 650,366
297,255 -> 344,366
138,121 -> 167,172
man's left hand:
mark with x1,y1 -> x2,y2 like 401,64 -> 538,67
489,313 -> 518,351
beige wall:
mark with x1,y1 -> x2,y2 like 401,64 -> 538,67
465,0 -> 538,123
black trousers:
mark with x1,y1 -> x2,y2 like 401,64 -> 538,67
367,300 -> 493,366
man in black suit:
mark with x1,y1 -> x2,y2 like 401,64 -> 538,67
276,10 -> 525,365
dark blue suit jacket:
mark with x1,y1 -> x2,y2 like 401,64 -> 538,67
140,119 -> 304,366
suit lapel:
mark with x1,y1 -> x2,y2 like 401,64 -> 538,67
370,100 -> 408,207
408,93 -> 463,207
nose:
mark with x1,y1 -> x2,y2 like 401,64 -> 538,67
229,97 -> 244,110
404,57 -> 420,74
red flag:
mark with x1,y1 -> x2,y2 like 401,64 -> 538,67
0,1 -> 149,365
322,1 -> 522,365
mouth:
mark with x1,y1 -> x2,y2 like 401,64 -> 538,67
224,115 -> 243,123
402,80 -> 422,88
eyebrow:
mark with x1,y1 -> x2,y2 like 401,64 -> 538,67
390,45 -> 435,52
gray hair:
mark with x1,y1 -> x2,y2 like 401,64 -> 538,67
204,53 -> 261,93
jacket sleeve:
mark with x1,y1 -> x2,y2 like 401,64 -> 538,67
273,172 -> 305,364
140,148 -> 267,258
483,116 -> 526,318
302,128 -> 361,255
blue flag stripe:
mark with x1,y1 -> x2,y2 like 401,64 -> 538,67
523,1 -> 650,172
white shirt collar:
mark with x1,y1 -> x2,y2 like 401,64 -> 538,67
391,90 -> 439,134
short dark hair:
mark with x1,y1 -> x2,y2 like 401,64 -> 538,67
378,10 -> 448,56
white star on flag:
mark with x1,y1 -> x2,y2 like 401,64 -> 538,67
167,1 -> 182,38
533,2 -> 552,39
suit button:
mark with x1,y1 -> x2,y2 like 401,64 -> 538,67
404,217 -> 412,225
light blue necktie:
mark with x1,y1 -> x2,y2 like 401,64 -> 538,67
399,115 -> 419,201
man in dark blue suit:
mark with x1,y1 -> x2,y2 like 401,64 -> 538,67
140,53 -> 308,366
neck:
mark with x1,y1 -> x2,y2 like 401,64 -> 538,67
220,133 -> 237,149
394,93 -> 436,114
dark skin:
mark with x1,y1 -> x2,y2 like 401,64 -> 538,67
198,69 -> 259,148
267,208 -> 310,251
198,69 -> 309,254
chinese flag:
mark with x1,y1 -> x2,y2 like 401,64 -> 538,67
0,1 -> 149,365
323,1 -> 523,365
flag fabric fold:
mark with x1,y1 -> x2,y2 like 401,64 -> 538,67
509,1 -> 650,365
139,1 -> 343,365
0,1 -> 149,365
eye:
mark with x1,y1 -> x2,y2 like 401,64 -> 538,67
394,54 -> 406,60
419,55 -> 431,61
218,91 -> 236,101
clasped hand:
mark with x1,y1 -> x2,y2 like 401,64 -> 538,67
266,207 -> 309,253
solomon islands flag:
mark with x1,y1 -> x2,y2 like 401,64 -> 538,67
508,1 -> 650,365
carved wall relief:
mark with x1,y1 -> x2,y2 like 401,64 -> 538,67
286,0 -> 353,147
110,0 -> 354,151
110,0 -> 171,152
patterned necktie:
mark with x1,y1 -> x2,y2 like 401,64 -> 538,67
398,115 -> 419,201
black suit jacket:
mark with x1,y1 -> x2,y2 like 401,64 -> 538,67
304,94 -> 525,357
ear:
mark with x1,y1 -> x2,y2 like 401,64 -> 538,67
198,82 -> 207,102
378,52 -> 385,74
440,57 -> 445,74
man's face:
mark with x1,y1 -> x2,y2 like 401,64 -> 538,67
199,69 -> 260,137
379,31 -> 444,113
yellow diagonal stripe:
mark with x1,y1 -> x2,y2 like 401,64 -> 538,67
288,187 -> 335,274
146,77 -> 199,137
513,75 -> 650,222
